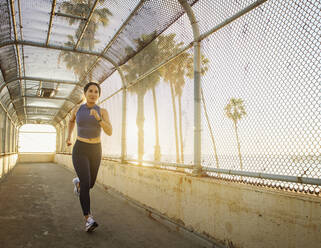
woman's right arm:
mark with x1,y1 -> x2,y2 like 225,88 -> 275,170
66,105 -> 80,146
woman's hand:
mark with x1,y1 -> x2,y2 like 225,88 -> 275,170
66,137 -> 72,146
90,109 -> 101,121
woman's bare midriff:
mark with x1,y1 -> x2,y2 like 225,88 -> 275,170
77,136 -> 101,144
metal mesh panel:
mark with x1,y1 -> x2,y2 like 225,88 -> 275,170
0,110 -> 6,153
104,0 -> 198,65
125,67 -> 191,163
49,16 -> 83,48
27,107 -> 59,116
0,70 -> 4,89
54,100 -> 75,124
12,112 -> 18,123
157,49 -> 195,164
7,81 -> 21,99
66,85 -> 83,104
59,124 -> 65,152
192,0 -> 256,35
100,92 -> 122,157
0,45 -> 18,81
8,104 -> 16,117
11,124 -> 15,152
27,98 -> 65,108
99,71 -> 123,101
120,30 -> 193,86
78,0 -> 141,53
0,107 -> 3,153
54,0 -> 102,51
26,115 -> 54,120
55,83 -> 75,98
9,119 -> 13,152
12,101 -> 23,118
172,64 -> 194,164
23,46 -> 78,81
79,58 -> 115,87
24,80 -> 40,96
0,0 -> 12,44
0,87 -> 10,108
55,123 -> 60,151
56,0 -> 96,15
161,10 -> 194,47
64,118 -> 69,152
5,116 -> 10,152
141,88 -> 157,161
199,0 -> 321,192
18,0 -> 52,43
55,124 -> 62,152
63,114 -> 72,153
141,81 -> 177,163
76,3 -> 113,52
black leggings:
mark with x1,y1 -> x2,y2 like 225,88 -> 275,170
72,140 -> 102,216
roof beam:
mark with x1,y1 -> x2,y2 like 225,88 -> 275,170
0,40 -> 110,60
0,76 -> 79,94
21,95 -> 78,104
17,0 -> 28,120
46,0 -> 57,45
9,0 -> 23,121
55,12 -> 87,21
23,106 -> 68,116
5,76 -> 79,85
25,113 -> 57,117
16,105 -> 61,111
74,0 -> 99,49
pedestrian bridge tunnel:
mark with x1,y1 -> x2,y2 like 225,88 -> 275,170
0,1 -> 320,247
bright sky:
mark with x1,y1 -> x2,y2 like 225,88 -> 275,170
19,124 -> 56,153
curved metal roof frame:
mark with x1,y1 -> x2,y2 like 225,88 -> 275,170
0,0 -> 145,125
0,0 -> 266,127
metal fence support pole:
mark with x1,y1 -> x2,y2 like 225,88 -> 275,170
178,0 -> 202,175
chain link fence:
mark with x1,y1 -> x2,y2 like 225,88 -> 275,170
56,0 -> 320,195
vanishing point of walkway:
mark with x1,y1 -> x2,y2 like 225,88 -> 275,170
0,163 -> 208,248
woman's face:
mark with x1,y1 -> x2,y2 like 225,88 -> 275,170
85,85 -> 100,104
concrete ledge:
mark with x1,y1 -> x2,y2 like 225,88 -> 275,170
18,153 -> 54,163
0,154 -> 18,180
55,154 -> 321,248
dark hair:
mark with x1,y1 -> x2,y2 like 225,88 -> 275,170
84,82 -> 101,96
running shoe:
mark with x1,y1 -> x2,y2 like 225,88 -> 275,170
72,177 -> 80,196
85,216 -> 98,232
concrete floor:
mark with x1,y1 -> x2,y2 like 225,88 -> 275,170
0,163 -> 209,248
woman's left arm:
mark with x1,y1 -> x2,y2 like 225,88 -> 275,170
99,108 -> 112,136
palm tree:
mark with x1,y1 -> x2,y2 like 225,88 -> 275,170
161,46 -> 210,164
224,98 -> 247,170
122,33 -> 162,162
151,86 -> 161,161
58,0 -> 112,80
158,35 -> 184,163
160,54 -> 184,163
58,36 -> 97,80
60,0 -> 112,51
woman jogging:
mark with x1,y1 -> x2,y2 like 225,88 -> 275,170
66,82 -> 112,232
